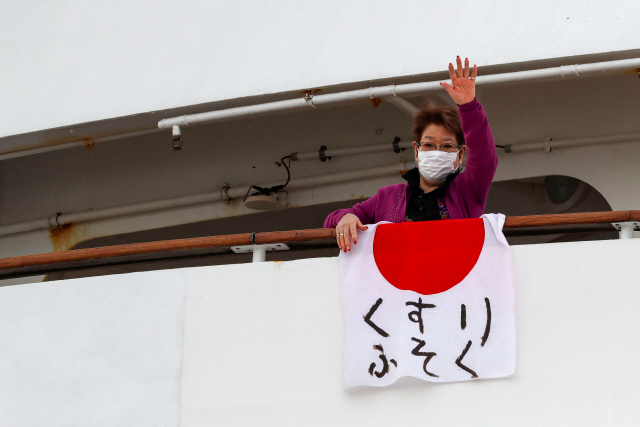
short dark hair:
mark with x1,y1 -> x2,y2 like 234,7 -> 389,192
413,102 -> 465,146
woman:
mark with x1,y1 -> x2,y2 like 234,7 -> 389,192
324,56 -> 498,252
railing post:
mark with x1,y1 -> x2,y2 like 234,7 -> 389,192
252,245 -> 267,262
612,222 -> 640,240
230,243 -> 289,262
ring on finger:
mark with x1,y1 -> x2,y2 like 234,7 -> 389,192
339,233 -> 344,236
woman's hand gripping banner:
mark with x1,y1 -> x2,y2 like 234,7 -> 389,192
339,214 -> 515,389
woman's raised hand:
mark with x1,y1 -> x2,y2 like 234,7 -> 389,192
336,213 -> 368,253
440,56 -> 477,106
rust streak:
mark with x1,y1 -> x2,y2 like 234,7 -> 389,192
370,98 -> 381,108
298,88 -> 323,95
48,223 -> 77,252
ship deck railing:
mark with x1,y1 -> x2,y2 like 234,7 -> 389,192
0,210 -> 638,280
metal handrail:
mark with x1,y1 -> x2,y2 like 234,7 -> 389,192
0,210 -> 637,280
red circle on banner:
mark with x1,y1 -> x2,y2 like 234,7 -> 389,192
373,219 -> 485,295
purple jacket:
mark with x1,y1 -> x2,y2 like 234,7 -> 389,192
324,98 -> 497,228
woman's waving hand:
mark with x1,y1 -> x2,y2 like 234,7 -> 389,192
440,56 -> 477,106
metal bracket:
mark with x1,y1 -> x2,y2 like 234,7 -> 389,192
392,136 -> 405,153
544,137 -> 552,153
83,138 -> 95,150
231,243 -> 289,253
221,183 -> 231,204
231,243 -> 290,262
172,125 -> 183,151
48,212 -> 62,229
319,145 -> 332,162
304,93 -> 316,108
612,222 -> 640,239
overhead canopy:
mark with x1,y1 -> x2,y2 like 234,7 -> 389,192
1,0 -> 640,141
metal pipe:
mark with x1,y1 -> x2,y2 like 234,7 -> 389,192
0,128 -> 160,162
0,161 -> 411,238
0,140 -> 88,161
504,132 -> 640,153
384,96 -> 420,116
292,130 -> 640,161
291,140 -> 413,161
158,98 -> 312,129
158,58 -> 640,129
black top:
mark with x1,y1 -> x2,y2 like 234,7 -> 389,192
402,168 -> 458,222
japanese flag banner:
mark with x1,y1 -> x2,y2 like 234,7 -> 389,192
339,214 -> 515,389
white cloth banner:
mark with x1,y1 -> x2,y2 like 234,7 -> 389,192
339,214 -> 515,389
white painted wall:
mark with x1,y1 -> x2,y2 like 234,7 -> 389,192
181,240 -> 640,425
2,0 -> 639,137
0,270 -> 185,426
3,237 -> 638,425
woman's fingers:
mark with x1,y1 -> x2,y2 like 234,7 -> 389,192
336,215 -> 368,252
336,219 -> 348,251
443,57 -> 476,105
356,221 -> 368,231
348,223 -> 357,250
354,221 -> 368,245
342,226 -> 351,253
340,227 -> 348,252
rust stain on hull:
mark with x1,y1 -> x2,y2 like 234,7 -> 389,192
49,223 -> 81,252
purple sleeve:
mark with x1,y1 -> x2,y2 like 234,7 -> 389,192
455,98 -> 498,205
323,195 -> 378,228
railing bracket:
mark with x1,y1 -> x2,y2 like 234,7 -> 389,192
231,243 -> 290,262
612,221 -> 640,239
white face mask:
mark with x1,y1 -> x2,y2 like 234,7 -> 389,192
417,150 -> 459,183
